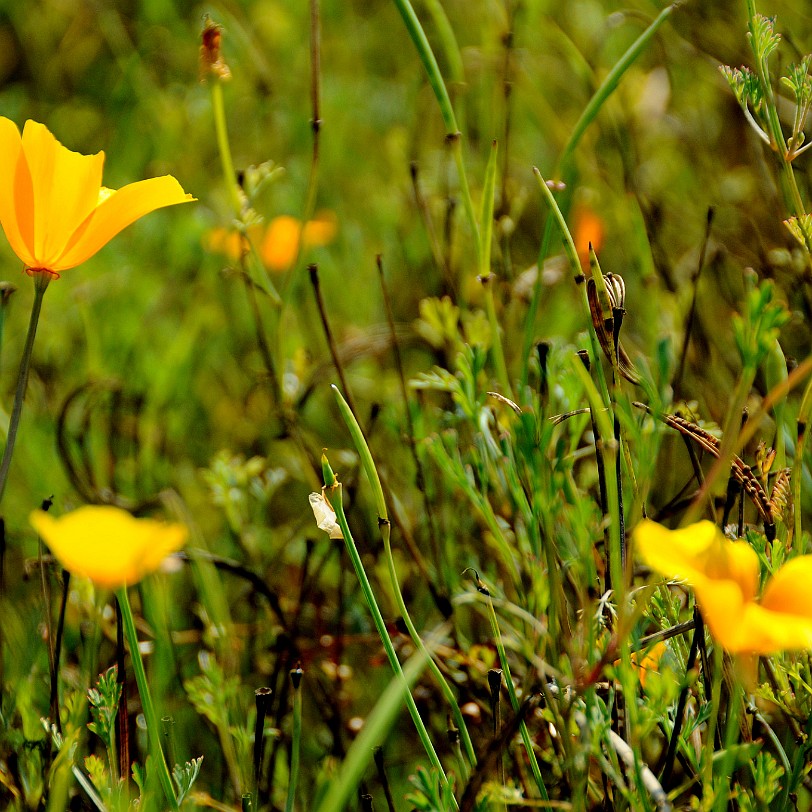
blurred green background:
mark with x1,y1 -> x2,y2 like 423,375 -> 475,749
1,0 -> 812,807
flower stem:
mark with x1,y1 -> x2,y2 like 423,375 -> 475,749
115,587 -> 179,811
0,272 -> 49,505
323,473 -> 453,801
210,80 -> 243,218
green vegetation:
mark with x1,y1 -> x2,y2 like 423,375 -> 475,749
3,0 -> 812,809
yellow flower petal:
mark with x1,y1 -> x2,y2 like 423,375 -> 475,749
733,602 -> 812,654
261,215 -> 302,272
634,519 -> 759,603
0,118 -> 194,274
31,506 -> 188,589
637,520 -> 812,654
21,120 -> 105,269
55,176 -> 194,271
0,118 -> 35,266
690,575 -> 751,650
302,211 -> 338,249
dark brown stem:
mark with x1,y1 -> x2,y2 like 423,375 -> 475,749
115,597 -> 131,780
660,606 -> 701,785
673,208 -> 714,399
254,687 -> 272,798
309,264 -> 359,418
373,747 -> 396,812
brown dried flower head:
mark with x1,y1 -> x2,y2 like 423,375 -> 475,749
200,16 -> 231,81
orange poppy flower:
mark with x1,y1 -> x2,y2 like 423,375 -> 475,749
205,213 -> 337,273
0,118 -> 194,276
635,519 -> 812,654
572,205 -> 605,269
261,212 -> 338,272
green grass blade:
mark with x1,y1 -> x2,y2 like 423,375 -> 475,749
480,140 -> 498,280
390,0 -> 457,135
332,384 -> 387,520
560,3 -> 677,169
314,645 -> 430,812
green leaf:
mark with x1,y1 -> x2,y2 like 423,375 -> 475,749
748,13 -> 781,65
780,55 -> 812,105
173,756 -> 204,804
720,65 -> 764,113
314,645 -> 431,812
86,667 -> 121,750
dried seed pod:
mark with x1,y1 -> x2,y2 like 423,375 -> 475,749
586,271 -> 640,384
769,468 -> 791,521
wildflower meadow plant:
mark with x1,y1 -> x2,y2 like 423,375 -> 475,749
32,504 -> 189,810
0,118 -> 193,504
635,519 -> 812,654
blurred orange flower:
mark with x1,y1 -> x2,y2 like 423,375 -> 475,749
572,205 -> 605,269
635,519 -> 812,654
617,641 -> 668,688
205,212 -> 337,273
31,505 -> 188,589
0,118 -> 194,276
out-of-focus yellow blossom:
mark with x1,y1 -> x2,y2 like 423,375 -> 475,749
0,118 -> 193,277
617,641 -> 669,689
635,519 -> 812,654
205,212 -> 337,273
31,506 -> 188,589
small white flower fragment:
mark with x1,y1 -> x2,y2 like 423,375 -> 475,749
309,491 -> 343,539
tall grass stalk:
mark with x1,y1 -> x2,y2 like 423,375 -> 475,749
480,141 -> 511,396
390,0 -> 480,259
521,5 -> 677,388
332,386 -> 477,771
115,587 -> 179,811
321,454 -> 454,799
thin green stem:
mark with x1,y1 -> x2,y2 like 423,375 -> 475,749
332,387 -> 476,770
210,80 -> 243,217
793,379 -> 812,552
533,169 -> 610,407
390,0 -> 457,135
702,644 -> 724,807
390,0 -> 480,259
381,520 -> 476,775
0,272 -> 49,505
521,6 -> 676,389
323,466 -> 453,801
560,4 -> 677,174
712,668 -> 743,812
115,587 -> 178,811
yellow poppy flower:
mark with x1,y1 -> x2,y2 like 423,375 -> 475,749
31,505 -> 188,589
635,519 -> 812,654
0,118 -> 194,276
